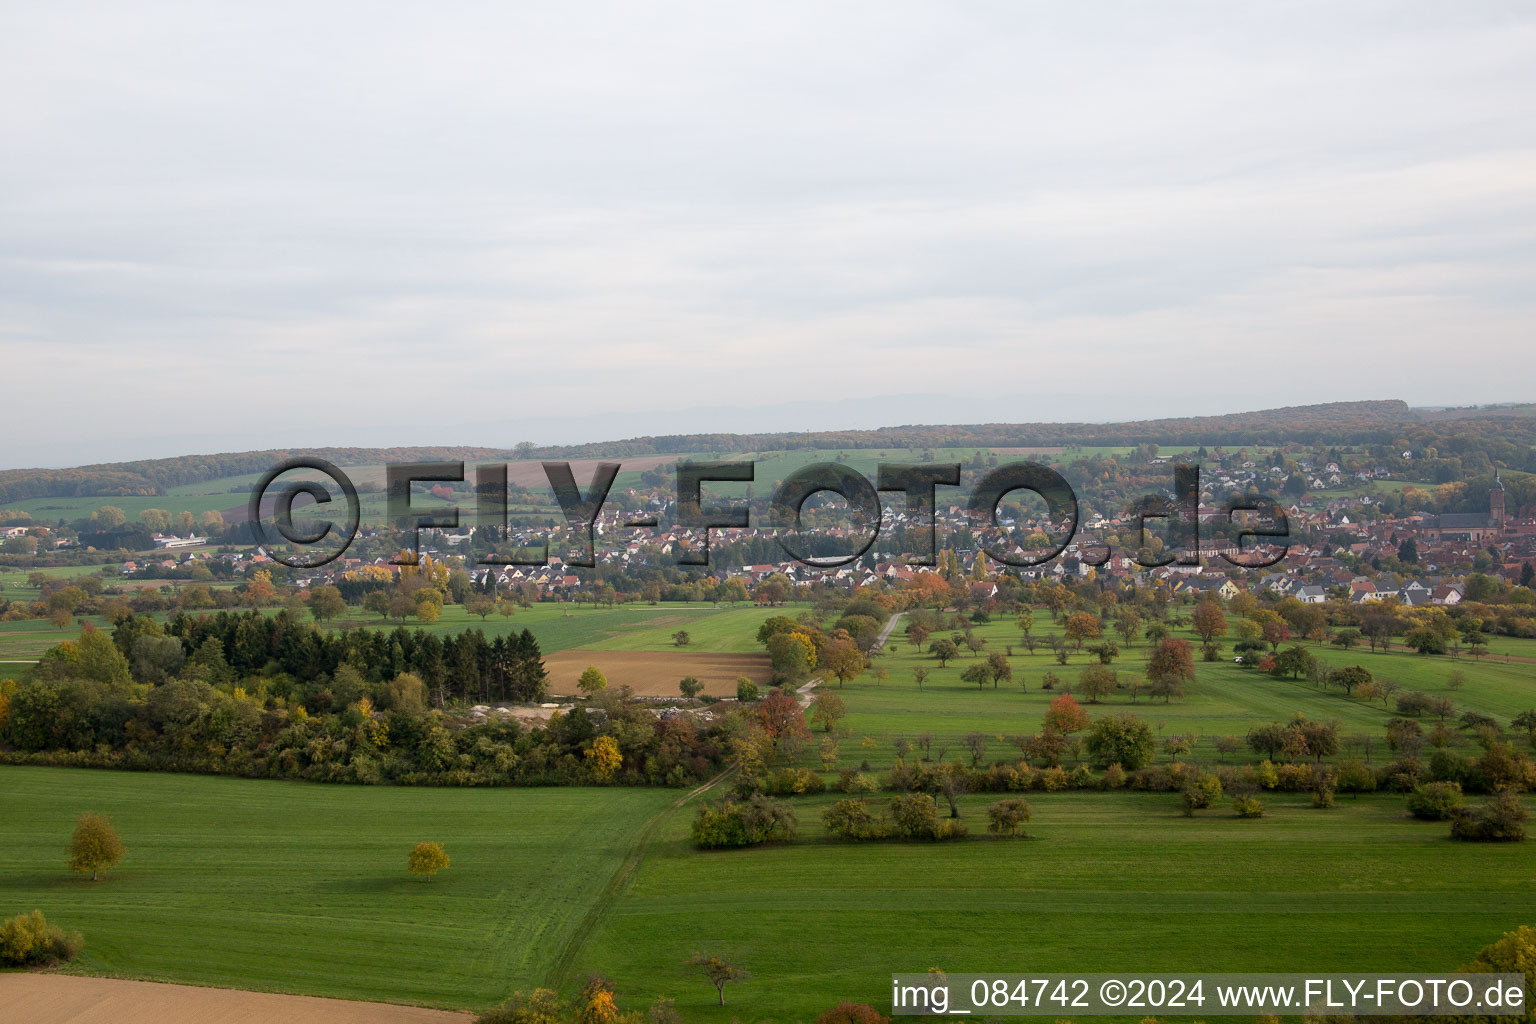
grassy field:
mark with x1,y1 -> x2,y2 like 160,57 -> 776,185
0,766 -> 676,1009
576,788 -> 1536,1022
10,767 -> 1531,1021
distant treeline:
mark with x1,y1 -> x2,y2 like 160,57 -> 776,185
7,401 -> 1536,505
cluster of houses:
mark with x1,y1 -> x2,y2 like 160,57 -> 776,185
102,464 -> 1532,609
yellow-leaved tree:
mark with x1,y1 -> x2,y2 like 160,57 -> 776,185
408,841 -> 449,882
584,736 -> 622,782
67,813 -> 125,882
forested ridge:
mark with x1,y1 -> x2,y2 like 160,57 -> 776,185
5,400 -> 1536,503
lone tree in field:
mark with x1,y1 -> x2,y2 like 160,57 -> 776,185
688,951 -> 748,1006
408,841 -> 450,882
679,676 -> 705,699
987,798 -> 1033,837
67,813 -> 125,881
672,630 -> 692,647
577,665 -> 608,696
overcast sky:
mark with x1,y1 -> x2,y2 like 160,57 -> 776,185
4,2 -> 1535,467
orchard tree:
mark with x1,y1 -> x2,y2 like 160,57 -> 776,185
1044,694 -> 1090,736
961,663 -> 990,689
1063,612 -> 1102,650
1192,601 -> 1228,644
987,799 -> 1033,838
809,692 -> 847,733
688,952 -> 748,1006
931,639 -> 959,668
1077,664 -> 1118,704
1146,639 -> 1195,702
1085,713 -> 1155,770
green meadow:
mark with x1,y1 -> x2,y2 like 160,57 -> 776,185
577,788 -> 1536,1022
4,767 -> 1532,1022
0,766 -> 675,1008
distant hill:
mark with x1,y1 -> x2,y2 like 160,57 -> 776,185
3,399 -> 1534,503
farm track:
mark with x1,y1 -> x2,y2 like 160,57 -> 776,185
545,765 -> 737,993
546,613 -> 902,991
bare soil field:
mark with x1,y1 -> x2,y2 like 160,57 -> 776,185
0,974 -> 471,1024
543,649 -> 772,696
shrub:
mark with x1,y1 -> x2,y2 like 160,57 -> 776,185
1100,763 -> 1127,789
692,795 -> 798,848
476,988 -> 565,1024
1312,786 -> 1336,809
735,677 -> 760,702
838,770 -> 879,795
1233,796 -> 1265,818
1040,766 -> 1070,792
1337,760 -> 1377,795
1450,790 -> 1528,842
1408,781 -> 1464,820
0,910 -> 83,967
823,799 -> 889,841
814,1003 -> 890,1024
987,798 -> 1033,837
1181,772 -> 1223,815
764,767 -> 826,796
1068,764 -> 1095,789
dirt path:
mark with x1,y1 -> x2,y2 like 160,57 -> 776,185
0,974 -> 471,1024
545,764 -> 737,992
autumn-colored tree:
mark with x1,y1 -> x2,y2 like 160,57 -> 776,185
820,636 -> 866,687
758,690 -> 809,747
1146,639 -> 1196,702
1063,612 -> 1102,650
584,736 -> 622,781
1192,601 -> 1228,644
809,691 -> 848,733
67,813 -> 125,881
1044,693 -> 1090,736
408,841 -> 450,882
814,1003 -> 891,1024
243,569 -> 277,608
1261,618 -> 1292,652
577,665 -> 608,695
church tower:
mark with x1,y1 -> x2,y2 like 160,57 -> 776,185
1490,470 -> 1506,529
